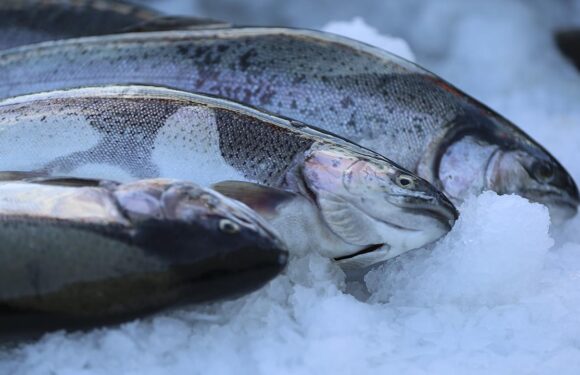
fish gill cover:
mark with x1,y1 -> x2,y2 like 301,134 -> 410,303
1,1 -> 580,374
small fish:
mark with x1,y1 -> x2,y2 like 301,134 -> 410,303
0,177 -> 287,335
0,85 -> 457,266
0,28 -> 573,219
0,0 -> 228,50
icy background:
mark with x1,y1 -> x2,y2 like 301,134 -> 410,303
2,0 -> 580,374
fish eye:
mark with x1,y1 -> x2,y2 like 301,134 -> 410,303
396,174 -> 416,189
219,219 -> 240,234
532,161 -> 554,182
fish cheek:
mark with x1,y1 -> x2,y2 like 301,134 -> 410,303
316,191 -> 383,246
132,218 -> 222,263
437,136 -> 499,202
489,150 -> 541,196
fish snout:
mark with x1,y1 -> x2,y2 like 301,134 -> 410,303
399,178 -> 459,228
426,189 -> 459,226
563,172 -> 580,208
541,159 -> 580,217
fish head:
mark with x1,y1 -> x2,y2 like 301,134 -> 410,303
113,179 -> 288,294
115,179 -> 286,252
485,146 -> 579,221
434,110 -> 579,222
286,143 -> 458,262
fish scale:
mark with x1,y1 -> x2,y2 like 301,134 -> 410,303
46,98 -> 182,177
0,92 -> 315,185
0,29 -> 447,172
2,97 -> 183,178
0,27 -> 573,217
0,178 -> 288,334
0,0 -> 160,50
0,85 -> 459,266
214,110 -> 312,185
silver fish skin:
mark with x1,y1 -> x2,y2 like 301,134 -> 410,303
0,0 -> 228,51
0,177 -> 287,335
0,85 -> 457,266
0,28 -> 573,219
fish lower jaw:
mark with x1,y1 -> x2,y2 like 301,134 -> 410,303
372,215 -> 447,246
334,243 -> 384,262
335,244 -> 411,270
521,188 -> 579,206
513,189 -> 578,221
333,223 -> 445,267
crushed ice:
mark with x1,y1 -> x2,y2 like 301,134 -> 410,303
2,4 -> 580,374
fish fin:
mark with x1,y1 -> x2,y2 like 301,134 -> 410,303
26,176 -> 118,188
0,171 -> 118,188
120,16 -> 231,33
0,171 -> 49,181
211,180 -> 295,219
27,177 -> 110,188
317,192 -> 382,246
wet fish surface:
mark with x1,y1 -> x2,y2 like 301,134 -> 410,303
0,177 -> 287,335
0,85 -> 457,267
0,0 -> 228,50
0,28 -> 574,218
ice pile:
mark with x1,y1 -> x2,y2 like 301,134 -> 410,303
4,191 -> 579,374
366,192 -> 553,306
322,17 -> 416,62
2,2 -> 580,374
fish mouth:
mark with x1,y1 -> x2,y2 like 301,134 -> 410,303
334,243 -> 384,262
410,205 -> 458,229
302,174 -> 454,241
520,188 -> 579,219
393,197 -> 459,230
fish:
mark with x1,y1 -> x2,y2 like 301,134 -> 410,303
0,28 -> 573,219
0,0 -> 229,50
0,85 -> 458,267
0,176 -> 288,335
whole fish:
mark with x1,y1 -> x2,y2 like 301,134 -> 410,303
0,177 -> 287,335
0,85 -> 457,267
0,0 -> 228,50
0,28 -> 574,219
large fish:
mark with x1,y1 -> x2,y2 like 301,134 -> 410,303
0,0 -> 228,50
0,177 -> 287,335
0,28 -> 574,219
0,85 -> 457,267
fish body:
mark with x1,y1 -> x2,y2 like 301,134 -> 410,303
0,0 -> 228,50
0,177 -> 287,334
0,28 -> 573,218
0,85 -> 457,266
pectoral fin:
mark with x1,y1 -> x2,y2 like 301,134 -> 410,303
211,180 -> 296,219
